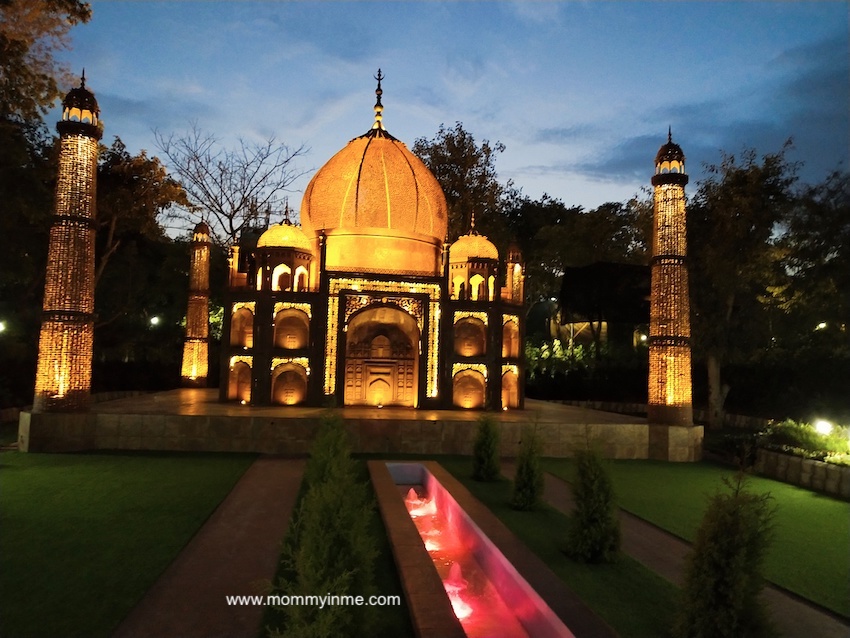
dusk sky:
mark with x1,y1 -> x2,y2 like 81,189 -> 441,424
57,1 -> 849,225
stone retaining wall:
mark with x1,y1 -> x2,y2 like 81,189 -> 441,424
17,410 -> 701,461
559,399 -> 774,430
754,448 -> 850,500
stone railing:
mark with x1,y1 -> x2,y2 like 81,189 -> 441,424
754,448 -> 850,500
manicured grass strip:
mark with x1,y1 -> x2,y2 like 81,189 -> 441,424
260,459 -> 414,638
543,458 -> 850,619
0,451 -> 255,638
439,457 -> 679,638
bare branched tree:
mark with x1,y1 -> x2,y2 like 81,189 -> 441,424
154,122 -> 308,245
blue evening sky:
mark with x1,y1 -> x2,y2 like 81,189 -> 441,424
58,1 -> 849,222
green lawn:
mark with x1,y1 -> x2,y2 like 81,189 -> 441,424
439,457 -> 679,638
543,458 -> 850,619
0,450 -> 256,637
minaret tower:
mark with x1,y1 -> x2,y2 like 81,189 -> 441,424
647,129 -> 693,426
181,221 -> 211,387
33,73 -> 102,412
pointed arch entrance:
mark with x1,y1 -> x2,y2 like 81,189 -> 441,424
343,305 -> 420,407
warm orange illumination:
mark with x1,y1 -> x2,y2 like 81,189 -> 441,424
324,278 -> 441,399
343,306 -> 419,408
182,222 -> 210,387
230,306 -> 254,348
301,133 -> 447,240
228,359 -> 252,403
274,309 -> 310,349
271,362 -> 308,405
452,368 -> 486,409
181,339 -> 208,382
648,135 -> 693,425
501,368 -> 519,409
502,319 -> 520,358
33,127 -> 99,412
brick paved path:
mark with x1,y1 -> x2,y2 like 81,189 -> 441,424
112,457 -> 305,638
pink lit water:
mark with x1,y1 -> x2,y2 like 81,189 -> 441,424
403,486 -> 530,638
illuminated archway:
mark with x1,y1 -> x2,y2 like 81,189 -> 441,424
454,317 -> 486,357
271,264 -> 292,291
470,274 -> 485,301
344,305 -> 420,407
274,309 -> 309,349
230,308 -> 254,348
294,265 -> 309,291
453,369 -> 485,409
501,370 -> 519,409
227,361 -> 251,402
271,363 -> 307,405
502,320 -> 519,358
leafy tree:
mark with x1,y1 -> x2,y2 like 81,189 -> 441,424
154,122 -> 307,245
413,121 -> 511,244
674,475 -> 774,638
0,0 -> 92,121
0,119 -> 56,406
505,195 -> 584,302
780,170 -> 850,353
567,448 -> 620,563
471,415 -> 501,481
507,194 -> 651,303
96,137 -> 189,285
511,426 -> 544,510
688,142 -> 799,427
559,261 -> 650,361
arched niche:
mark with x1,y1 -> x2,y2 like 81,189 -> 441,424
273,309 -> 309,349
271,264 -> 292,291
294,265 -> 309,291
451,276 -> 466,300
453,369 -> 485,409
501,370 -> 519,409
502,320 -> 520,358
271,363 -> 307,405
227,361 -> 252,402
454,317 -> 487,357
470,273 -> 486,301
230,308 -> 254,348
344,305 -> 420,407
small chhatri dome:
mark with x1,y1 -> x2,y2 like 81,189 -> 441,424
61,70 -> 99,125
450,215 -> 499,262
655,127 -> 685,165
257,222 -> 313,252
300,70 -> 448,274
193,221 -> 211,236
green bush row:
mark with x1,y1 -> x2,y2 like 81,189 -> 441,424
269,414 -> 378,638
705,419 -> 850,467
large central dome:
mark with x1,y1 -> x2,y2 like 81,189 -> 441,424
300,73 -> 448,275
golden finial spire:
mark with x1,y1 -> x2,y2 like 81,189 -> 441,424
470,210 -> 477,234
372,68 -> 384,130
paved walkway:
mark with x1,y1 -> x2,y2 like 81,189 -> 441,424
112,457 -> 305,638
502,464 -> 850,638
